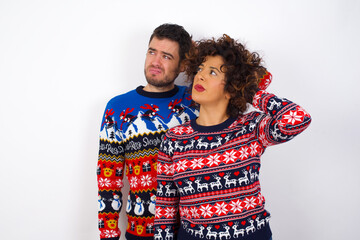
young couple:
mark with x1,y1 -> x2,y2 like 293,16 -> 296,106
97,23 -> 311,240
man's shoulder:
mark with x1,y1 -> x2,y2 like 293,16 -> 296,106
106,88 -> 139,105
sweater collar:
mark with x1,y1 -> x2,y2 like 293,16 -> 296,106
136,85 -> 179,98
190,117 -> 237,133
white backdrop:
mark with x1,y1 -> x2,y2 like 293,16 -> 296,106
1,0 -> 359,239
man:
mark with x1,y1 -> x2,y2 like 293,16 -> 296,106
97,23 -> 198,240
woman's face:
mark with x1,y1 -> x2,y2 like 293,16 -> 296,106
192,55 -> 230,108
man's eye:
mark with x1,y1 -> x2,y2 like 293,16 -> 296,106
163,55 -> 170,60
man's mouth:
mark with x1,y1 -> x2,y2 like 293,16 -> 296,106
148,67 -> 162,75
194,84 -> 205,92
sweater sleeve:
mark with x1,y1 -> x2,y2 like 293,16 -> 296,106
154,133 -> 180,240
97,102 -> 126,240
252,90 -> 312,147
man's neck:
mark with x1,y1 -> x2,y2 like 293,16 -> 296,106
143,84 -> 175,93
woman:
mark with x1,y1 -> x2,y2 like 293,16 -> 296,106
154,35 -> 311,240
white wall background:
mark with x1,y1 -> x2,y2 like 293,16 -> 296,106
1,0 -> 359,239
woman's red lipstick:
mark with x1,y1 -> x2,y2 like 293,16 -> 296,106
194,84 -> 205,92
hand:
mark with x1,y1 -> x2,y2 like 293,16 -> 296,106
258,69 -> 272,90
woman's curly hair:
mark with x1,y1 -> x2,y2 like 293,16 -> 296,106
185,34 -> 266,118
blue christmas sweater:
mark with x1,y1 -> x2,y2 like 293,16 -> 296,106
154,90 -> 311,240
97,86 -> 198,240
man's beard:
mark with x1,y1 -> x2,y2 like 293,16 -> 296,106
144,69 -> 178,88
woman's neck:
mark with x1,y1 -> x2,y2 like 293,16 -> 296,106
196,105 -> 230,126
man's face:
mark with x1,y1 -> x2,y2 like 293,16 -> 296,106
144,37 -> 183,90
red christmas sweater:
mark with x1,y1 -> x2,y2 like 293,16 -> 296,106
154,90 -> 311,240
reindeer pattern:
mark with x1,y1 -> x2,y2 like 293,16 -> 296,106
155,90 -> 311,239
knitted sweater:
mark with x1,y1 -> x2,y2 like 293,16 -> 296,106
154,90 -> 311,240
97,86 -> 198,240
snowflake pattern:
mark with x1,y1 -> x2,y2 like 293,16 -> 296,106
190,206 -> 200,218
129,176 -> 138,188
185,126 -> 194,134
163,163 -> 174,175
103,230 -> 118,238
206,153 -> 222,167
229,199 -> 243,213
222,150 -> 238,164
282,110 -> 304,125
249,142 -> 260,156
115,179 -> 124,188
164,207 -> 176,218
172,126 -> 185,134
141,174 -> 152,187
190,157 -> 205,170
243,196 -> 257,210
199,204 -> 214,218
238,146 -> 250,160
157,162 -> 162,174
98,177 -> 111,188
214,202 -> 229,216
175,159 -> 189,173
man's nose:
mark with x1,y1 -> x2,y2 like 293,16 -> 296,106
152,54 -> 161,67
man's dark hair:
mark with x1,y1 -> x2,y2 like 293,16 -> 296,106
149,23 -> 192,62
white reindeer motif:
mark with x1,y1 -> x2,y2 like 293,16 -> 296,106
268,98 -> 281,110
196,137 -> 209,150
164,227 -> 173,240
195,177 -> 209,192
183,180 -> 195,194
249,168 -> 257,182
236,126 -> 247,136
210,136 -> 223,149
232,222 -> 245,238
238,170 -> 250,186
249,122 -> 257,131
157,184 -> 164,196
246,219 -> 256,235
219,225 -> 231,240
154,228 -> 163,240
255,216 -> 265,229
194,226 -> 205,238
270,125 -> 288,141
224,133 -> 232,142
210,175 -> 223,190
206,226 -> 218,240
174,141 -> 184,152
167,143 -> 174,155
224,173 -> 237,188
184,139 -> 196,151
165,184 -> 177,197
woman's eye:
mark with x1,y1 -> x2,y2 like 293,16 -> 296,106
210,70 -> 217,76
197,67 -> 202,72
